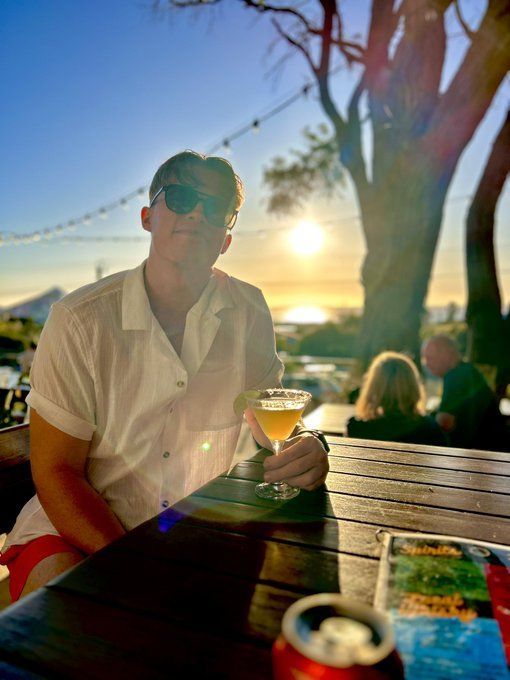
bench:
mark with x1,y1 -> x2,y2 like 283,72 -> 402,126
0,423 -> 35,609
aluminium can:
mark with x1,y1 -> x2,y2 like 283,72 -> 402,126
272,593 -> 405,679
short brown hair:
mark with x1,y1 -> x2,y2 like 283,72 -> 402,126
355,351 -> 425,420
149,150 -> 244,212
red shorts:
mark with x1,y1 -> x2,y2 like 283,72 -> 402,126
0,535 -> 85,602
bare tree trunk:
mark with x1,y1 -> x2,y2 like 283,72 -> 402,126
356,153 -> 449,366
466,110 -> 510,396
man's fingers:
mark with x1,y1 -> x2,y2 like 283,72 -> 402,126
264,436 -> 318,471
285,468 -> 326,491
266,461 -> 328,490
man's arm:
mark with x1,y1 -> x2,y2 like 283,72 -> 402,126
30,409 -> 126,554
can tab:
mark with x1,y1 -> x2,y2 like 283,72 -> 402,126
310,617 -> 376,666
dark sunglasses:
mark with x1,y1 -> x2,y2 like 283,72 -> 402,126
150,184 -> 238,229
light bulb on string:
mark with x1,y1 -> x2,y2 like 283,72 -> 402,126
251,119 -> 260,134
99,208 -> 108,220
120,198 -> 129,211
222,140 -> 231,155
137,188 -> 146,202
67,220 -> 76,231
83,214 -> 92,226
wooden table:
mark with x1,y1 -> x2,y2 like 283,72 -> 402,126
0,436 -> 509,678
303,402 -> 355,435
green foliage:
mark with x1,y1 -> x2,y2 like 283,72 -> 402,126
263,124 -> 344,215
298,321 -> 360,357
0,318 -> 42,366
0,318 -> 42,346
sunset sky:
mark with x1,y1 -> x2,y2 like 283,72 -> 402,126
1,1 -> 508,321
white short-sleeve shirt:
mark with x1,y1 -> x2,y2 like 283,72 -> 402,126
4,261 -> 283,549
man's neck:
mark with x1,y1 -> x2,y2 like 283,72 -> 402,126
144,257 -> 212,326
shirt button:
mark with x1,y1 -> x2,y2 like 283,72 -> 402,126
161,500 -> 169,508
163,451 -> 170,459
177,380 -> 185,388
169,407 -> 174,414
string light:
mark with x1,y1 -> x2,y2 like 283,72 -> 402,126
0,59 -> 476,248
2,66 -> 349,246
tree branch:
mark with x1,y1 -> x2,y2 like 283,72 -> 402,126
425,0 -> 510,174
315,1 -> 343,129
241,0 -> 321,35
271,18 -> 317,73
341,76 -> 369,196
454,0 -> 475,40
331,7 -> 365,65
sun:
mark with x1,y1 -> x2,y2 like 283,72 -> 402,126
289,221 -> 324,256
283,306 -> 328,324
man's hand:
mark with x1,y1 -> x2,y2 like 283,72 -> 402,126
436,411 -> 456,432
263,433 -> 329,491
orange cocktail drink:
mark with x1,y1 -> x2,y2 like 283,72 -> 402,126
251,404 -> 305,442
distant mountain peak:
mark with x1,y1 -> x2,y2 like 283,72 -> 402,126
1,287 -> 66,324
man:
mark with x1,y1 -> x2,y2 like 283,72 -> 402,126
421,334 -> 507,450
0,151 -> 328,601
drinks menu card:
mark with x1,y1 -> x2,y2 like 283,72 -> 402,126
374,532 -> 510,679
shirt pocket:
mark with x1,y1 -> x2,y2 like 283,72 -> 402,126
184,365 -> 242,431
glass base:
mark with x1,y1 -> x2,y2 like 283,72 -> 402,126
255,481 -> 300,501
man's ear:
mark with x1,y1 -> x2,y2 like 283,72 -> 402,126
220,232 -> 232,255
141,206 -> 152,233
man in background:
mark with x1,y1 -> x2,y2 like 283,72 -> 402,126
421,334 -> 507,451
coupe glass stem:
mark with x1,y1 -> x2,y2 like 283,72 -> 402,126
270,440 -> 285,493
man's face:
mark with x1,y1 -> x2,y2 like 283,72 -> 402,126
142,166 -> 233,272
421,342 -> 449,377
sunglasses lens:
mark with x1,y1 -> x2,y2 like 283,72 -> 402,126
164,184 -> 236,228
164,185 -> 197,214
203,197 -> 235,228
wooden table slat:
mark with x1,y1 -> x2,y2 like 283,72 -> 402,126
328,436 -> 510,462
231,456 -> 510,493
227,461 -> 510,515
324,445 -> 510,476
0,588 -> 273,679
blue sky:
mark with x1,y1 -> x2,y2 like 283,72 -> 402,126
0,0 -> 508,317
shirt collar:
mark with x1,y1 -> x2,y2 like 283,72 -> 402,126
121,261 -> 234,331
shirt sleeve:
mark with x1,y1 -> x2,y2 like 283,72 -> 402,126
244,288 -> 284,391
26,303 -> 97,441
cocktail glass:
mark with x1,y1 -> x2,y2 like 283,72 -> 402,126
246,388 -> 312,501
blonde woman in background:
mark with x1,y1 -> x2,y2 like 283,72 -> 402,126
347,351 -> 447,446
